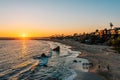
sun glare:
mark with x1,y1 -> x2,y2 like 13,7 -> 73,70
19,33 -> 29,40
21,33 -> 27,38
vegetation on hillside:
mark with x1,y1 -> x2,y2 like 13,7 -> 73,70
50,23 -> 120,53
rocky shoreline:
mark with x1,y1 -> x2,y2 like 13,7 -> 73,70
10,39 -> 110,80
48,39 -> 120,80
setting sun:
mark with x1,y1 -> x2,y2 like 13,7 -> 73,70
21,33 -> 27,38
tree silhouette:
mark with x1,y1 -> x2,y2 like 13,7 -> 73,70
110,22 -> 113,29
96,29 -> 99,32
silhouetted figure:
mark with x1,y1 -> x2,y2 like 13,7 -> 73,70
53,46 -> 60,52
98,64 -> 101,70
107,64 -> 110,71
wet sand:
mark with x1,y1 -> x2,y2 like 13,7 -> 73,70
50,39 -> 120,80
25,40 -> 104,80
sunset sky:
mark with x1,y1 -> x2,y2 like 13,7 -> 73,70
0,0 -> 120,37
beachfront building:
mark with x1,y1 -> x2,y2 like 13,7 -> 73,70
95,29 -> 99,36
106,30 -> 111,35
110,27 -> 120,38
118,30 -> 120,35
99,30 -> 104,38
114,27 -> 120,35
103,28 -> 107,35
95,32 -> 99,36
110,29 -> 116,34
97,27 -> 120,37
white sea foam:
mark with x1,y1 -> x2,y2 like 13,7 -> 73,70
46,41 -> 90,80
0,40 -> 49,79
0,40 -> 90,80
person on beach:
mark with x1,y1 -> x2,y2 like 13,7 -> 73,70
107,64 -> 110,71
98,64 -> 101,71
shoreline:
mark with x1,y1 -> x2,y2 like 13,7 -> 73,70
27,41 -> 84,80
46,40 -> 104,80
1,40 -> 118,80
47,39 -> 120,80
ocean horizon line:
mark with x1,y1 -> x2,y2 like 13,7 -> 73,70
0,37 -> 50,40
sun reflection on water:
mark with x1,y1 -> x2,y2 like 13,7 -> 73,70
21,40 -> 27,58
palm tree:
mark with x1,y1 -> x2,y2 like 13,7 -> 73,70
110,22 -> 113,29
96,29 -> 99,32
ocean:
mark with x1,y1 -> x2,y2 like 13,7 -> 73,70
0,40 -> 51,79
0,40 -> 102,80
0,40 -> 75,80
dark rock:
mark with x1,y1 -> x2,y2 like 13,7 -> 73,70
53,46 -> 60,52
73,60 -> 77,63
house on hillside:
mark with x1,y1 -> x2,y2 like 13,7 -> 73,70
99,30 -> 104,38
118,30 -> 120,35
114,27 -> 120,35
110,29 -> 116,35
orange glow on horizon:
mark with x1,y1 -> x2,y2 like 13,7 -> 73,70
21,33 -> 27,38
0,31 -> 86,38
0,26 -> 94,38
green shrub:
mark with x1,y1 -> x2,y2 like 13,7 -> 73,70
111,37 -> 120,46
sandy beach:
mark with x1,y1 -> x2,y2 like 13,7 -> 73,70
1,40 -> 119,80
49,39 -> 120,80
25,40 -> 104,80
